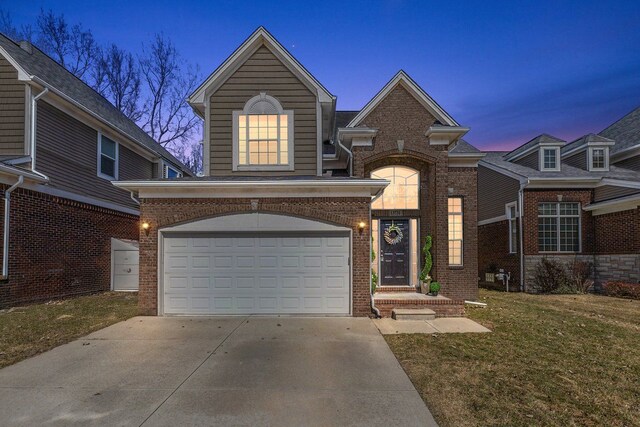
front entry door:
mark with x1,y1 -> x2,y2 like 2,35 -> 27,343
379,219 -> 410,286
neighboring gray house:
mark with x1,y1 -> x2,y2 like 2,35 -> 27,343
478,107 -> 640,290
0,33 -> 192,307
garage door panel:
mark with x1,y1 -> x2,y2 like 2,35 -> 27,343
163,234 -> 350,315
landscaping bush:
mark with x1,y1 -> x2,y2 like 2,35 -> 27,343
566,259 -> 594,294
603,281 -> 640,300
532,258 -> 569,293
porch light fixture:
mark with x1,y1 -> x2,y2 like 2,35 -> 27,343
141,222 -> 150,236
358,221 -> 366,233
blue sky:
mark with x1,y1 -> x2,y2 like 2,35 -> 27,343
5,0 -> 640,150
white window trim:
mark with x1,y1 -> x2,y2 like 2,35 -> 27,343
588,146 -> 609,172
506,202 -> 518,254
162,161 -> 182,179
448,197 -> 464,267
539,147 -> 561,171
97,132 -> 119,181
232,93 -> 294,172
538,202 -> 582,253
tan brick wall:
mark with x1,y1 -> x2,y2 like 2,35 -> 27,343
138,197 -> 371,316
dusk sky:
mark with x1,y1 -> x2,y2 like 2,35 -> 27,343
5,0 -> 640,151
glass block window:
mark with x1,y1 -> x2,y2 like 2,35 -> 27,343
538,202 -> 580,252
448,197 -> 463,266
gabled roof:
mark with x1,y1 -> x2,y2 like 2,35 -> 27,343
504,133 -> 565,161
0,33 -> 192,175
335,110 -> 359,129
600,106 -> 640,155
449,139 -> 481,154
346,70 -> 459,128
482,151 -> 640,182
561,133 -> 614,155
189,27 -> 334,108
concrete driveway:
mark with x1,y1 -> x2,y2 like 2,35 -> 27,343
0,316 -> 437,426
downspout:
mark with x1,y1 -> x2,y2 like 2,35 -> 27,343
129,191 -> 140,206
2,176 -> 24,279
369,190 -> 384,318
337,140 -> 353,177
518,180 -> 528,292
30,87 -> 49,179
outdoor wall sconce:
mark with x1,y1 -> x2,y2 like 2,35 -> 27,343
358,221 -> 366,233
141,222 -> 150,236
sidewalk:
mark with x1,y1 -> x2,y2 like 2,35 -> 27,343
373,317 -> 491,335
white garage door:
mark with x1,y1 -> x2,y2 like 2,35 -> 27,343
162,233 -> 350,315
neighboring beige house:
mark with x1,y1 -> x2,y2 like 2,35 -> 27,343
116,27 -> 484,317
0,33 -> 192,307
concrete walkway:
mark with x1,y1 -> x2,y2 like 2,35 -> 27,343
374,317 -> 491,335
0,316 -> 437,426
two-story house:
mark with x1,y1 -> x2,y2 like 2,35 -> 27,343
478,107 -> 640,291
117,28 -> 484,317
0,33 -> 192,307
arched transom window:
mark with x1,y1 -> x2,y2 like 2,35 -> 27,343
233,93 -> 294,171
371,166 -> 419,210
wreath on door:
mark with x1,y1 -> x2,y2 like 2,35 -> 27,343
383,222 -> 403,245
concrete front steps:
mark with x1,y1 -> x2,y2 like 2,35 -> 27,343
373,291 -> 465,318
392,308 -> 436,321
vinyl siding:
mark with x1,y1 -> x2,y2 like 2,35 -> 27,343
478,165 -> 520,221
208,45 -> 317,176
36,101 -> 153,209
514,150 -> 538,170
0,56 -> 26,156
593,185 -> 640,203
563,150 -> 587,169
614,154 -> 640,172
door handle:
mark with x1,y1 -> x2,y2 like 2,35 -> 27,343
126,268 -> 132,273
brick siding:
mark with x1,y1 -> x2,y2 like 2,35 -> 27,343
478,219 -> 521,290
138,197 -> 371,316
350,84 -> 478,301
0,185 -> 138,308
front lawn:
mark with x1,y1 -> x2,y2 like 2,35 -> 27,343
0,292 -> 138,369
386,290 -> 640,427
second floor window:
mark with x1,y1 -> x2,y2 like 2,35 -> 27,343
233,93 -> 294,171
590,147 -> 607,170
541,148 -> 559,171
98,134 -> 118,180
538,202 -> 580,252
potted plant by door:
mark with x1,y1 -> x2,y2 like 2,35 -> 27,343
429,281 -> 441,296
419,235 -> 433,294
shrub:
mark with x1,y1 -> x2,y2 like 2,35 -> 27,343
566,259 -> 594,293
532,258 -> 569,293
603,281 -> 640,300
419,235 -> 433,282
429,281 -> 441,294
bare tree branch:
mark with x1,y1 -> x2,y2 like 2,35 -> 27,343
0,9 -> 33,41
139,34 -> 200,149
35,9 -> 98,79
94,44 -> 142,122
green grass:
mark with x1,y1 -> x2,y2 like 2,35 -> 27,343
385,290 -> 640,427
0,292 -> 138,369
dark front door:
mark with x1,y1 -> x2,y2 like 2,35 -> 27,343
379,219 -> 410,286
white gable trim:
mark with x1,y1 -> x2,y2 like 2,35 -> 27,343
346,70 -> 459,128
0,46 -> 31,81
189,27 -> 334,106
